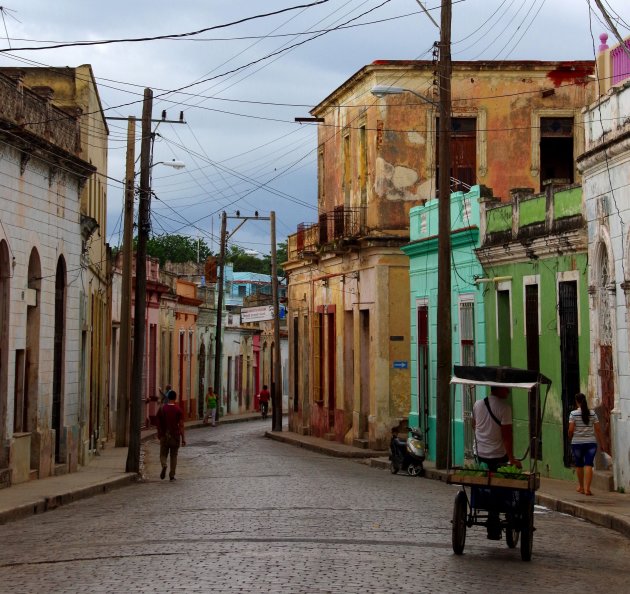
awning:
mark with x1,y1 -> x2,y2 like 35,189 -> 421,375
451,365 -> 551,390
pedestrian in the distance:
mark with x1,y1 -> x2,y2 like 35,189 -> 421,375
203,386 -> 217,426
156,390 -> 186,481
158,384 -> 173,406
258,385 -> 270,419
568,392 -> 605,496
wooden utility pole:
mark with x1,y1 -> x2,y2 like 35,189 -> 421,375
115,117 -> 135,447
435,0 -> 452,470
270,211 -> 282,432
213,211 -> 227,421
126,88 -> 153,473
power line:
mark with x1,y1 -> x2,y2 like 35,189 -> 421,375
0,1 -> 332,53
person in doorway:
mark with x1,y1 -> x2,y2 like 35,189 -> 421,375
568,392 -> 605,496
472,385 -> 521,539
203,386 -> 217,426
258,385 -> 271,419
156,390 -> 186,481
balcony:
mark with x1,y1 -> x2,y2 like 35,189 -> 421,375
318,206 -> 364,246
288,206 -> 366,262
0,73 -> 80,156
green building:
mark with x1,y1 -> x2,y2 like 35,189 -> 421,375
476,184 -> 589,480
402,186 -> 491,466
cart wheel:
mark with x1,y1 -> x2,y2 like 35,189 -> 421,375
505,524 -> 520,549
520,500 -> 534,561
452,490 -> 467,555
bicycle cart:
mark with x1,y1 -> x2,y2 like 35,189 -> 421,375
447,366 -> 551,561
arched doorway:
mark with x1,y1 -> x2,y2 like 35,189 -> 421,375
52,256 -> 66,463
0,240 -> 10,467
24,249 -> 41,435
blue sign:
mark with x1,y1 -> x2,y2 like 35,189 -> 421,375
393,361 -> 408,369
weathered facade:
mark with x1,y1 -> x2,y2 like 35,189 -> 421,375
476,185 -> 589,481
578,34 -> 630,491
286,60 -> 595,450
0,71 -> 95,486
173,279 -> 202,420
2,66 -> 111,464
401,185 -> 489,465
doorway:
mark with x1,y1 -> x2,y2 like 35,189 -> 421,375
559,280 -> 580,467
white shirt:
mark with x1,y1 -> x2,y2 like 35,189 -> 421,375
472,394 -> 513,459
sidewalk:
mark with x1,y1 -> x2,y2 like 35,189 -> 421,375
266,430 -> 630,539
0,411 -> 261,525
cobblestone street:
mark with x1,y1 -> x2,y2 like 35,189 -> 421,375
0,421 -> 628,593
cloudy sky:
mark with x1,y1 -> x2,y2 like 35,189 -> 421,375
4,1 -> 628,255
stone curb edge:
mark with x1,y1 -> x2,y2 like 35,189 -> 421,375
265,431 -> 387,459
0,474 -> 137,526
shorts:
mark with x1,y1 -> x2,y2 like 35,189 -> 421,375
571,442 -> 597,467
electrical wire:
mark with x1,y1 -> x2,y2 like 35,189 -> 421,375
0,2 -> 332,53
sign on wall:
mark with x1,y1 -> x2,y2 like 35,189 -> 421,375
241,305 -> 274,323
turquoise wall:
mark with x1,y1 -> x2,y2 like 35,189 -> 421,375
402,186 -> 487,466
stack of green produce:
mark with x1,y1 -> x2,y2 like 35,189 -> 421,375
495,465 -> 527,479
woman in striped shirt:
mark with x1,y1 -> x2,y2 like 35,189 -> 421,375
568,393 -> 605,496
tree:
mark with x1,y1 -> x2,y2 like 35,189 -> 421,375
143,234 -> 212,265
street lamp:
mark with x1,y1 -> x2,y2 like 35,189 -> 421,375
370,85 -> 438,107
370,80 -> 452,469
152,159 -> 186,170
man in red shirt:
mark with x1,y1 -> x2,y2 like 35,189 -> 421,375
156,390 -> 186,481
259,385 -> 270,419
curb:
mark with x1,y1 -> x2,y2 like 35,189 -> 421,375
0,473 -> 137,526
266,431 -> 387,459
535,492 -> 630,539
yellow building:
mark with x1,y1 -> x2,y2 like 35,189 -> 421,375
286,59 -> 595,449
3,66 -> 110,463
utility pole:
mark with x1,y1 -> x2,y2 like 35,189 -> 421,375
270,211 -> 282,432
126,88 -> 153,473
435,0 -> 452,470
213,211 -> 227,422
115,116 -> 135,447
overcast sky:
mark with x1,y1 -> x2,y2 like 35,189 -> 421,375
4,0 -> 628,255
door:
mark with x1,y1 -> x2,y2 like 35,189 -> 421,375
459,300 -> 475,459
559,281 -> 580,467
525,284 -> 542,459
417,305 -> 429,450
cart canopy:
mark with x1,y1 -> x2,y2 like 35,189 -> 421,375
451,366 -> 551,390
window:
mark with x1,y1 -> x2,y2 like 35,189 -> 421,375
318,145 -> 325,207
459,298 -> 476,459
540,117 -> 574,187
238,285 -> 247,297
359,124 -> 367,208
436,117 -> 477,193
343,132 -> 351,208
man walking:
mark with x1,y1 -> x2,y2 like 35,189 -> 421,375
156,390 -> 186,481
